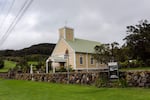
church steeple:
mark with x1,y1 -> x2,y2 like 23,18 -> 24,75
59,26 -> 74,41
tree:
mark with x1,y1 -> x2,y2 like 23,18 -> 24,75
93,42 -> 121,64
0,59 -> 4,69
93,44 -> 110,64
117,44 -> 130,62
36,61 -> 43,70
124,20 -> 150,65
16,58 -> 29,73
110,42 -> 119,61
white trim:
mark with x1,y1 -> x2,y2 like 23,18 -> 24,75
74,52 -> 76,69
53,65 -> 55,73
46,60 -> 49,73
86,53 -> 88,72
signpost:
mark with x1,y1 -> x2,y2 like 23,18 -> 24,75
108,62 -> 119,79
64,50 -> 69,84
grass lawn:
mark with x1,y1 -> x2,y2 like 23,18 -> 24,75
0,79 -> 150,100
0,61 -> 38,72
120,67 -> 150,71
0,60 -> 16,72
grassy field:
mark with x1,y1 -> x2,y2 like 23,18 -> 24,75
0,60 -> 38,72
120,67 -> 150,71
0,79 -> 150,100
0,60 -> 16,72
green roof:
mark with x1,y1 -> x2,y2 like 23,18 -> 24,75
66,38 -> 101,53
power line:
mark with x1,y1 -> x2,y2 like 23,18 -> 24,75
0,0 -> 34,47
0,0 -> 16,31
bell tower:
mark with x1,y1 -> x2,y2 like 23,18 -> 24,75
59,27 -> 74,41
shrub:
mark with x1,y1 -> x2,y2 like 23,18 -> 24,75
119,60 -> 146,68
0,59 -> 4,69
36,62 -> 43,70
57,67 -> 67,72
95,72 -> 108,88
119,78 -> 128,88
119,61 -> 128,68
145,59 -> 150,66
95,78 -> 108,88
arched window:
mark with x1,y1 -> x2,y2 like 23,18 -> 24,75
64,49 -> 69,59
65,49 -> 69,55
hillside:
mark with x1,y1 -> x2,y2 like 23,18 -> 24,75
0,43 -> 56,57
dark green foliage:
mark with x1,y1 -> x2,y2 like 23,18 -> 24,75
56,66 -> 74,72
119,60 -> 146,68
0,59 -> 4,69
0,43 -> 55,57
93,42 -> 120,64
16,58 -> 28,67
124,20 -> 150,66
119,78 -> 128,88
117,45 -> 130,62
93,44 -> 110,64
94,72 -> 127,88
95,79 -> 107,88
95,72 -> 108,88
57,67 -> 67,72
15,58 -> 29,73
119,61 -> 129,68
0,43 -> 55,69
36,62 -> 44,70
25,54 -> 49,61
110,42 -> 119,61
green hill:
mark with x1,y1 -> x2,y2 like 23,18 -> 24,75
0,43 -> 56,57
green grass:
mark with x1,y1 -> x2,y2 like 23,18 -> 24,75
0,79 -> 150,100
0,60 -> 16,72
120,67 -> 150,71
0,61 -> 38,72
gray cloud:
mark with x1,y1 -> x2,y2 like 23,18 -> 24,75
0,0 -> 150,50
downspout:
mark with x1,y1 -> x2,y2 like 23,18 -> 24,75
86,52 -> 88,72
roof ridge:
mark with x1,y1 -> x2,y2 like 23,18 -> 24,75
66,38 -> 101,53
75,38 -> 100,43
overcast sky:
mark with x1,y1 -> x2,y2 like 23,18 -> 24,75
0,0 -> 150,50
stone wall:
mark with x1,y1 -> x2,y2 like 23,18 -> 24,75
14,72 -> 100,85
0,72 -> 8,79
126,71 -> 150,87
1,71 -> 150,87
